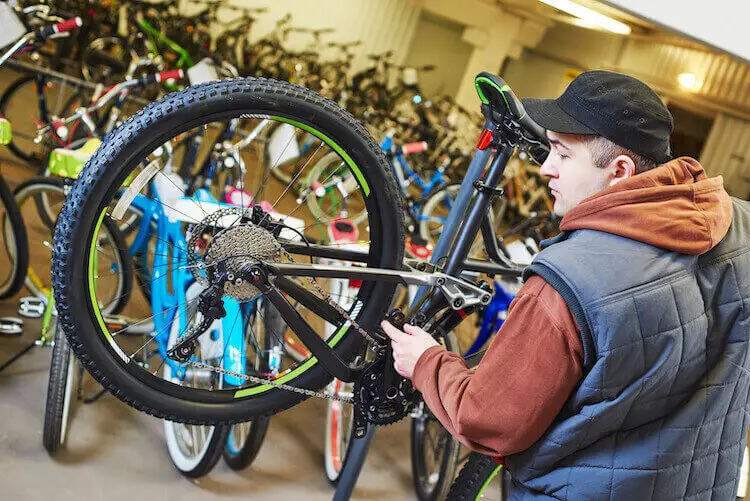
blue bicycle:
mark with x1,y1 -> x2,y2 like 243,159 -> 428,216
125,158 -> 285,476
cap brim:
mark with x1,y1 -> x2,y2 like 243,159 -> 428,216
522,98 -> 596,135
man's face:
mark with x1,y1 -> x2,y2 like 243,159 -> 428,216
540,131 -> 614,217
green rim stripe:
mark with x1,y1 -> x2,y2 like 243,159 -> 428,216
270,116 -> 370,196
475,465 -> 504,500
89,210 -> 111,343
474,77 -> 512,112
234,325 -> 350,398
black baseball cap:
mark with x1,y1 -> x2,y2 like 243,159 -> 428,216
522,70 -> 674,164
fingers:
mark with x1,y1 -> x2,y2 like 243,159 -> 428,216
381,321 -> 407,341
403,323 -> 426,337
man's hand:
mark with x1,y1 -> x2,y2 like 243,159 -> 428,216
381,321 -> 441,380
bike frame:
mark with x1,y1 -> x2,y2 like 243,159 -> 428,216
257,117 -> 526,383
381,135 -> 446,198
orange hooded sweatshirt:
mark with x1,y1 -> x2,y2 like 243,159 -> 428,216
412,158 -> 732,461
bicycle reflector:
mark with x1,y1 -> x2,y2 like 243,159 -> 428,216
476,129 -> 493,150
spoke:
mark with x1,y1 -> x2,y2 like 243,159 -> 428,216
278,160 -> 348,225
94,259 -> 201,289
220,303 -> 244,374
114,297 -> 199,337
148,233 -> 190,255
244,305 -> 264,365
190,426 -> 199,455
257,300 -> 288,354
264,140 -> 325,221
253,122 -> 298,206
129,314 -> 174,359
200,425 -> 208,448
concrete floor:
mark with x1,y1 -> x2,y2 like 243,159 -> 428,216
0,306 -> 418,501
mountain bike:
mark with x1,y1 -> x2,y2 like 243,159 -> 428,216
50,71 -> 549,462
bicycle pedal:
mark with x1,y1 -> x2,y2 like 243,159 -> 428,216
18,297 -> 46,319
0,317 -> 23,336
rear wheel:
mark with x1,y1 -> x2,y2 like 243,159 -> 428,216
52,78 -> 404,424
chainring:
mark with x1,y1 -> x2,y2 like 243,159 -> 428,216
354,357 -> 419,429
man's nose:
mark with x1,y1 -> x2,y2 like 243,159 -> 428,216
540,157 -> 556,178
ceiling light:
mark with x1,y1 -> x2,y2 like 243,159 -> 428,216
678,72 -> 702,91
537,0 -> 631,35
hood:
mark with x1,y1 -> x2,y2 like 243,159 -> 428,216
559,157 -> 732,255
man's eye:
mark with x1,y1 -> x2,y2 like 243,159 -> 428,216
557,151 -> 569,160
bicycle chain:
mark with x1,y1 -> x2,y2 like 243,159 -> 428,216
279,246 -> 385,350
184,360 -> 354,403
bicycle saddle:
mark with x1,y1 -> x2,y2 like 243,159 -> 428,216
474,72 -> 547,142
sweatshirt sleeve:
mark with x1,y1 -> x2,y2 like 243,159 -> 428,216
411,275 -> 584,460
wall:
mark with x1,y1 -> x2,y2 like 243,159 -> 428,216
402,12 -> 473,98
503,22 -> 750,118
501,23 -> 625,99
197,0 -> 422,72
700,114 -> 750,197
618,41 -> 750,117
502,51 -> 571,99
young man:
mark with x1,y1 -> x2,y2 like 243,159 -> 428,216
382,70 -> 750,499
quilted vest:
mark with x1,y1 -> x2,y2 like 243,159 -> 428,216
506,198 -> 750,500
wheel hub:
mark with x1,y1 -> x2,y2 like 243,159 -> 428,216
187,207 -> 281,300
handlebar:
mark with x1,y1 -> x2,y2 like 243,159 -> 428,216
36,69 -> 185,138
36,17 -> 82,41
0,16 -> 82,67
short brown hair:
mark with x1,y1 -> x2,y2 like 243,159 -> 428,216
581,135 -> 658,174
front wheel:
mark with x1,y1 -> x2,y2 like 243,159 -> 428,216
43,324 -> 76,455
52,77 -> 405,424
446,453 -> 510,501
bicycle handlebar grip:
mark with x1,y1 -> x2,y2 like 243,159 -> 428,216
37,17 -> 82,41
156,69 -> 184,82
55,17 -> 83,33
401,141 -> 428,156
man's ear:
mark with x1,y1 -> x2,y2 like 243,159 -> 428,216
609,154 -> 636,187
